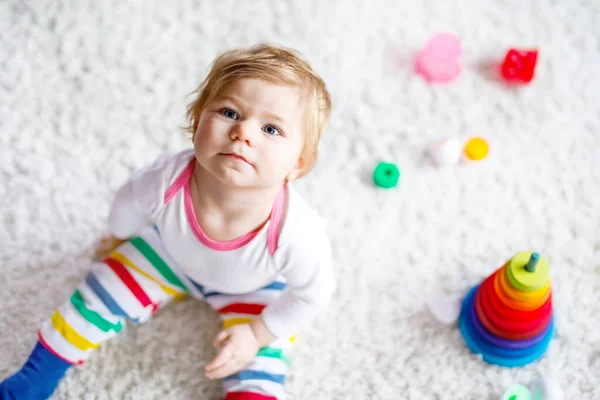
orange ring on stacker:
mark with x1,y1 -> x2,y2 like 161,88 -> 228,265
486,272 -> 552,323
475,280 -> 551,341
480,273 -> 552,334
493,268 -> 548,311
499,264 -> 551,302
496,268 -> 551,310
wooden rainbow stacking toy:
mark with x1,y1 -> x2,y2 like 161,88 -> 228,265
458,251 -> 554,367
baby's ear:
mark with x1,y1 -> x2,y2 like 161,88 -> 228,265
192,124 -> 200,143
192,124 -> 198,141
285,157 -> 305,181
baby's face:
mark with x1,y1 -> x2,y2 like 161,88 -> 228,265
193,78 -> 305,189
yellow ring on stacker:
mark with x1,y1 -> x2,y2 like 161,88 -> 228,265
499,264 -> 551,303
493,270 -> 542,311
507,251 -> 550,292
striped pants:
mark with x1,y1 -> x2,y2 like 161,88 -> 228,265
39,226 -> 293,400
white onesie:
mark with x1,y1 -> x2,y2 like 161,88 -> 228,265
106,149 -> 336,338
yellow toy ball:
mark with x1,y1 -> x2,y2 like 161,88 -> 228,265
464,137 -> 489,161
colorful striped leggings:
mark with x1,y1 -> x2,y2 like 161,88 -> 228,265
39,226 -> 293,400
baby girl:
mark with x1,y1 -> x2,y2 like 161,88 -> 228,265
1,43 -> 335,400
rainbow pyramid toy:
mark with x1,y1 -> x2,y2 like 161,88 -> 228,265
458,251 -> 554,367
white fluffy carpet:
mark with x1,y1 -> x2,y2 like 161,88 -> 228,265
1,1 -> 599,399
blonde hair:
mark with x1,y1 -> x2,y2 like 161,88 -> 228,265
185,44 -> 332,178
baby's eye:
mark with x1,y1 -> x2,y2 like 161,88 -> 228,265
263,124 -> 281,136
221,108 -> 239,120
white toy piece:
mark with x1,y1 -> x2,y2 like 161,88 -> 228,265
530,377 -> 564,400
428,137 -> 463,166
501,377 -> 563,400
427,293 -> 463,324
429,136 -> 490,166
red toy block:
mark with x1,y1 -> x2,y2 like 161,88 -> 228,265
501,49 -> 538,83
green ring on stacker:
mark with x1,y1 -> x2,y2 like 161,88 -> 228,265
373,162 -> 400,189
507,251 -> 550,292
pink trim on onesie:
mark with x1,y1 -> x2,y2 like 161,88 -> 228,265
165,157 -> 285,252
267,186 -> 286,255
164,159 -> 196,205
184,181 -> 259,250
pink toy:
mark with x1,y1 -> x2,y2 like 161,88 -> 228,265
415,33 -> 462,83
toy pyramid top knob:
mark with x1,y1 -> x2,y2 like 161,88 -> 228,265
507,251 -> 550,293
525,253 -> 540,272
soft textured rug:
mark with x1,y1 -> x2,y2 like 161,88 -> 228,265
1,0 -> 599,399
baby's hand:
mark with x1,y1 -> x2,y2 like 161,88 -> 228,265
94,235 -> 126,258
205,323 -> 260,380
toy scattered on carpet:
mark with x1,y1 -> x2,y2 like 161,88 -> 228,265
414,33 -> 539,85
373,161 -> 400,188
382,36 -> 538,183
428,136 -> 489,166
501,49 -> 539,84
463,137 -> 489,162
414,33 -> 462,83
501,376 -> 563,400
411,33 -> 550,399
428,137 -> 463,166
528,376 -> 564,400
427,292 -> 463,324
458,251 -> 554,368
502,383 -> 532,400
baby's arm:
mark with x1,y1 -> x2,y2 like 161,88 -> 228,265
205,229 -> 335,380
261,222 -> 336,340
205,216 -> 335,380
249,316 -> 277,347
94,235 -> 126,258
106,175 -> 154,239
94,182 -> 152,257
102,153 -> 174,245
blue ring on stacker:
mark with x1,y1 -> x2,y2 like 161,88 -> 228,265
458,285 -> 554,368
464,291 -> 554,358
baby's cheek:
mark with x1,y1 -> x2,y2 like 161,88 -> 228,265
257,156 -> 282,182
273,153 -> 295,174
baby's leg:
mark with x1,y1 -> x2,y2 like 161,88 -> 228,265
204,281 -> 295,400
0,226 -> 189,400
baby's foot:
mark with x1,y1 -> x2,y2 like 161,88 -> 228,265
0,342 -> 72,400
